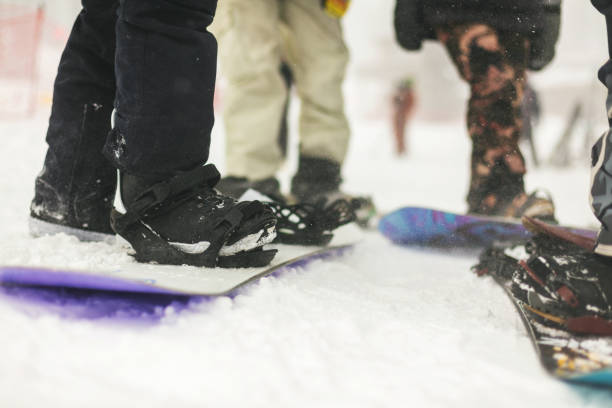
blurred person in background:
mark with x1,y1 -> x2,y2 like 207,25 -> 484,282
391,77 -> 417,156
394,0 -> 561,219
211,0 -> 375,225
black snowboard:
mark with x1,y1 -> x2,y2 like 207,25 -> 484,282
478,217 -> 612,386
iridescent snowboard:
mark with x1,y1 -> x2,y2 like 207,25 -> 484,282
378,206 -> 596,250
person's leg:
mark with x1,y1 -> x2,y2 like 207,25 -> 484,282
212,0 -> 287,181
103,0 -> 218,176
106,0 -> 277,267
30,0 -> 118,240
282,0 -> 350,197
437,23 -> 553,218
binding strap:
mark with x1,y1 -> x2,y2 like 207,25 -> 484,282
269,198 -> 355,245
114,164 -> 221,232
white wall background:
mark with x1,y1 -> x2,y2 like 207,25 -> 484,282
342,0 -> 609,126
25,0 -> 612,133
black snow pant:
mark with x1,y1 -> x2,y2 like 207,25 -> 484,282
42,0 -> 218,192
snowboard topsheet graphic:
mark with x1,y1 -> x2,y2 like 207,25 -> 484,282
381,207 -> 611,386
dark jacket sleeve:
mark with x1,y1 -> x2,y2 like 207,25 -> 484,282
592,0 -> 612,88
394,0 -> 427,51
593,0 -> 612,16
593,0 -> 612,59
528,0 -> 562,71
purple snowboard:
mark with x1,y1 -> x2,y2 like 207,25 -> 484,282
0,245 -> 352,321
0,266 -> 175,295
378,207 -> 596,249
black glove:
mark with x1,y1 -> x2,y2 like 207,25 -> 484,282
394,0 -> 427,51
529,1 -> 562,71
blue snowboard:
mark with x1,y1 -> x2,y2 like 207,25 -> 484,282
378,206 -> 596,249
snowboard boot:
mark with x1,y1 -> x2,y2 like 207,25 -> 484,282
30,171 -> 115,242
111,164 -> 277,268
29,102 -> 117,243
467,159 -> 555,221
291,156 -> 376,227
217,176 -> 355,246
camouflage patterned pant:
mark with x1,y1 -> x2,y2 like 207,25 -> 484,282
436,24 -> 530,214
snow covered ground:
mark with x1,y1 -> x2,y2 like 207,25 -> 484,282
2,1 -> 612,407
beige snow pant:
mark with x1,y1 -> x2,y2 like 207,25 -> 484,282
212,0 -> 350,180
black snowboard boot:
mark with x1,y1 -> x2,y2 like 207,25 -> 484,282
291,155 -> 376,227
30,102 -> 116,242
30,170 -> 115,242
111,164 -> 278,268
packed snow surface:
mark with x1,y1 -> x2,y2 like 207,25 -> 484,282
2,1 -> 612,407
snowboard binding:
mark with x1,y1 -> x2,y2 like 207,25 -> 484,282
475,233 -> 612,336
268,198 -> 355,246
215,177 -> 357,246
111,164 -> 278,268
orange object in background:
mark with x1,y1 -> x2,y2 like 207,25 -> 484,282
0,3 -> 44,118
321,0 -> 350,18
391,78 -> 416,155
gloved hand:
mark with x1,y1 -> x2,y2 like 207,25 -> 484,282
321,0 -> 350,18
